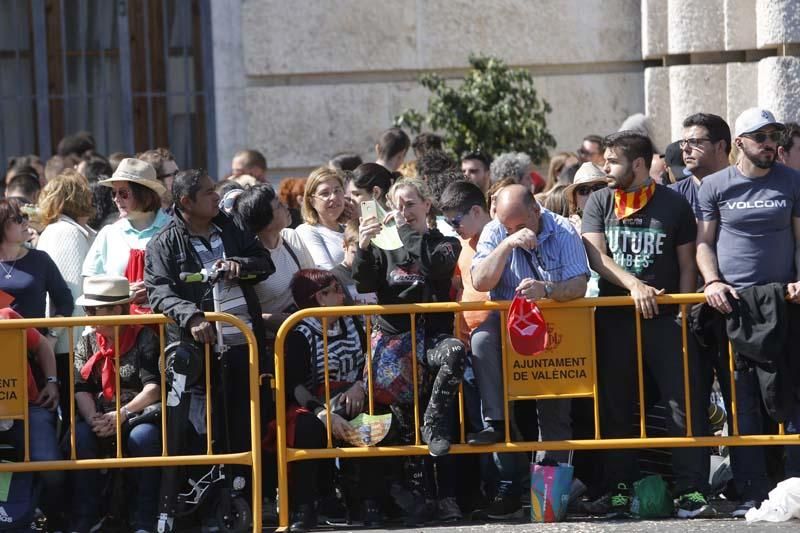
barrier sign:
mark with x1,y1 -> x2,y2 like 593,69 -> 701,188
0,330 -> 26,418
506,306 -> 595,398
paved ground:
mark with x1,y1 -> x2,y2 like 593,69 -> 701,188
262,517 -> 798,532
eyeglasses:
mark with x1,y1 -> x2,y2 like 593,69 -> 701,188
575,183 -> 607,196
741,131 -> 782,144
312,187 -> 344,201
10,213 -> 29,224
111,188 -> 131,200
679,137 -> 712,149
445,212 -> 468,229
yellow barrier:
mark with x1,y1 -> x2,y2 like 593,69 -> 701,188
273,294 -> 800,530
0,312 -> 262,532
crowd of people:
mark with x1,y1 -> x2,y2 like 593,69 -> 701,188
2,107 -> 800,532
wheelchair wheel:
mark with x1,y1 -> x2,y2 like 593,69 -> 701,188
215,495 -> 250,533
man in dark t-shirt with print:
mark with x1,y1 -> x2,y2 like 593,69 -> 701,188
582,131 -> 712,519
696,107 -> 800,516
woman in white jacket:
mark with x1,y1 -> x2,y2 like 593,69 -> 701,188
36,169 -> 96,395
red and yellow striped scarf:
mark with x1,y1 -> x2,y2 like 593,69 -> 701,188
614,180 -> 656,219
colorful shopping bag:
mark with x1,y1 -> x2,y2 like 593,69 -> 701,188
530,461 -> 573,522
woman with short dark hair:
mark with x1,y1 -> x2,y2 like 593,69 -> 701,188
82,158 -> 169,313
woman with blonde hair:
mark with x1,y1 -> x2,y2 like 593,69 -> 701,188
295,167 -> 350,270
354,177 -> 465,523
37,169 -> 96,344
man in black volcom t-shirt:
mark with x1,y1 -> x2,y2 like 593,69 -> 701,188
581,132 -> 713,519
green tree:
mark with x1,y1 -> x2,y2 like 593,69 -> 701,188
395,54 -> 556,164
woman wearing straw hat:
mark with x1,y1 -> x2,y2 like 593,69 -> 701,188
69,275 -> 162,533
82,158 -> 170,314
563,162 -> 610,232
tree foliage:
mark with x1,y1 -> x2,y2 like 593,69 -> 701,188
395,54 -> 556,164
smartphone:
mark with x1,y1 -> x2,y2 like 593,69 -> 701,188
361,200 -> 378,221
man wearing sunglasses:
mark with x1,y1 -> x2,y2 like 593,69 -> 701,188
669,113 -> 731,214
696,107 -> 800,517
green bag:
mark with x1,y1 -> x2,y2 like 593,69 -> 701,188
631,475 -> 673,518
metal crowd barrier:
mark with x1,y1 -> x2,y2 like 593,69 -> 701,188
273,294 -> 800,530
0,312 -> 263,533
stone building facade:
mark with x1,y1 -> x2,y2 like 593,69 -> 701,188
210,0 -> 800,178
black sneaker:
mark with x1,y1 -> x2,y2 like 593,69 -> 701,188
676,491 -> 717,518
421,424 -> 451,456
486,494 -> 523,520
404,497 -> 437,526
361,499 -> 381,527
731,499 -> 757,518
467,426 -> 505,445
607,483 -> 632,519
289,503 -> 317,532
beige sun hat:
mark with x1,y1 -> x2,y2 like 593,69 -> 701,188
75,275 -> 134,307
564,162 -> 609,212
99,158 -> 166,196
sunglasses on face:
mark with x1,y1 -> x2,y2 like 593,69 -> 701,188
742,131 -> 782,144
83,305 -> 118,316
111,188 -> 131,200
445,212 -> 468,229
575,183 -> 606,196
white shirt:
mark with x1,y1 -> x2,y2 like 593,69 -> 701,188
254,228 -> 315,314
295,223 -> 344,270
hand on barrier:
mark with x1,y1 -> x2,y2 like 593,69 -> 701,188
630,281 -> 664,319
703,280 -> 738,314
35,382 -> 59,411
187,314 -> 216,344
516,278 -> 546,301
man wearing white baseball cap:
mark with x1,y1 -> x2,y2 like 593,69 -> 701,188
696,107 -> 800,517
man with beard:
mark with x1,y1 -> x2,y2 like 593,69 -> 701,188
669,113 -> 731,213
581,131 -> 712,519
696,108 -> 800,517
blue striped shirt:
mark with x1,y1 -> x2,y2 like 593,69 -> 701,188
472,209 -> 590,300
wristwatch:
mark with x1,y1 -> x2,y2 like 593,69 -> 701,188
543,282 -> 554,298
46,376 -> 58,385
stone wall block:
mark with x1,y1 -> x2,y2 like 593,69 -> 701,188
724,0 -> 757,51
241,0 -> 418,76
668,0 -> 725,54
726,63 -> 758,130
668,65 -> 727,141
758,56 -> 800,122
642,0 -> 668,59
416,0 -> 641,68
645,67 -> 671,152
756,0 -> 800,48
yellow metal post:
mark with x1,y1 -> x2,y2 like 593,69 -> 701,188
680,305 -> 693,437
634,311 -> 647,438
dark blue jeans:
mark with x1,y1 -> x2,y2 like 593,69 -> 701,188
71,420 -> 161,532
2,405 -> 64,518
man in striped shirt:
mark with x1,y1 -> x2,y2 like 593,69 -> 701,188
470,184 -> 589,518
